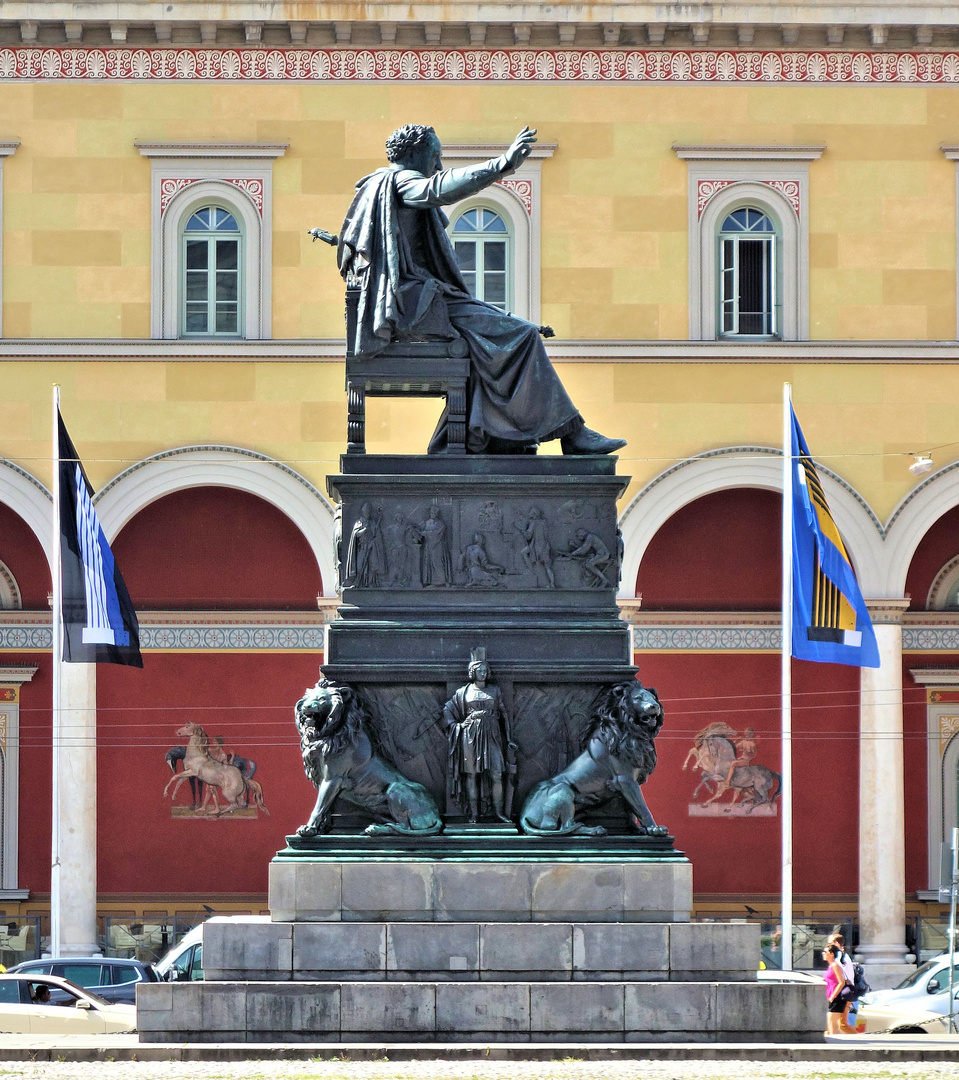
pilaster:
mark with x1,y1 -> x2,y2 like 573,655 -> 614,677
857,599 -> 914,988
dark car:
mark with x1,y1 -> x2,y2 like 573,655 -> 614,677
6,957 -> 158,1005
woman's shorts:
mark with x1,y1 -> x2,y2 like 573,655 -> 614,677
827,993 -> 848,1014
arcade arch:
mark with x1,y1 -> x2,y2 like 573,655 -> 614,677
94,447 -> 337,597
618,447 -> 885,601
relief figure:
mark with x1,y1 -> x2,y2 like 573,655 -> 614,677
417,505 -> 452,586
345,502 -> 387,587
514,506 -> 554,588
460,532 -> 504,588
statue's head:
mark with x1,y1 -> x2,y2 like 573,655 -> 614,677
386,124 -> 442,175
575,528 -> 588,541
472,532 -> 482,543
468,659 -> 490,685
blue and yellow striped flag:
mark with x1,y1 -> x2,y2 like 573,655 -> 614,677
789,405 -> 879,667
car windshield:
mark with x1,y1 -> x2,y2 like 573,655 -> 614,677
46,980 -> 112,1008
894,959 -> 944,989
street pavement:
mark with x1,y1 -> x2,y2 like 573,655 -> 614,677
0,1034 -> 956,1076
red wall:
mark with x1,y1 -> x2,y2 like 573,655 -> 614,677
638,652 -> 860,897
111,487 -> 322,609
636,489 -> 781,611
96,653 -> 321,896
904,504 -> 959,610
0,502 -> 50,608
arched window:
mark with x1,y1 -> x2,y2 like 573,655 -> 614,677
719,207 -> 779,338
450,206 -> 511,312
181,206 -> 242,336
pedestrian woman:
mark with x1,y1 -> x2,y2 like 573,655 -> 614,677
822,942 -> 850,1034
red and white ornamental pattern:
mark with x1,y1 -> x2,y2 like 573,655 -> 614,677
159,176 -> 265,216
495,178 -> 533,215
697,178 -> 802,218
3,47 -> 959,83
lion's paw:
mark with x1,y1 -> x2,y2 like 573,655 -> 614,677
295,824 -> 318,839
646,824 -> 669,837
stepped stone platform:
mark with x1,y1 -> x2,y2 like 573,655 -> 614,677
138,835 -> 824,1043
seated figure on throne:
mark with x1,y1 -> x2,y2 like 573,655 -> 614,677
336,123 -> 626,457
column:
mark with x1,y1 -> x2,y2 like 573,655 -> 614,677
857,599 -> 914,987
56,662 -> 98,957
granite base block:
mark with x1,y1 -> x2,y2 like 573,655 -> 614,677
268,858 -> 692,924
137,980 -> 823,1043
203,918 -> 760,983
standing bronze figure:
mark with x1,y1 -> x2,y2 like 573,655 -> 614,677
444,654 -> 517,822
336,123 -> 626,456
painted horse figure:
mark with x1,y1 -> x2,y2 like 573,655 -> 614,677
683,723 -> 781,810
163,722 -> 269,816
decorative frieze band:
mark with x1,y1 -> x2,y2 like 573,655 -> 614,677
495,178 -> 532,215
0,612 -> 332,652
631,612 -> 959,652
3,48 -> 959,84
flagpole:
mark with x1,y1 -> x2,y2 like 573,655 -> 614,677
781,382 -> 794,971
50,385 -> 62,958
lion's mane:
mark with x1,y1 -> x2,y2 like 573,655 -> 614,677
587,681 -> 663,784
295,679 -> 368,775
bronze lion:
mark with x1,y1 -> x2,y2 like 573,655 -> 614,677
519,680 -> 668,838
294,679 -> 442,837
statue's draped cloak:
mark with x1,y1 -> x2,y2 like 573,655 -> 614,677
444,684 -> 507,808
339,161 -> 581,453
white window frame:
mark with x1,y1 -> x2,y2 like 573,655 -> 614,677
136,143 -> 287,340
448,202 -> 514,312
443,142 -> 554,324
0,667 -> 35,895
180,204 -> 244,338
718,206 -> 780,339
0,142 -> 19,338
675,146 -> 823,342
909,669 -> 959,891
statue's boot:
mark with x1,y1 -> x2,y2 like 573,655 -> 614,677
561,424 -> 627,455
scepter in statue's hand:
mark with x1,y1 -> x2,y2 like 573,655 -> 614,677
308,227 -> 338,246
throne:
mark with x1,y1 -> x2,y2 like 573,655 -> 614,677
344,285 -> 469,455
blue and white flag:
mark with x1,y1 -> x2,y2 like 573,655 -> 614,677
789,404 -> 879,668
58,411 -> 142,667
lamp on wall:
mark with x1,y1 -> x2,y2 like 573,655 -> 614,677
908,453 -> 934,477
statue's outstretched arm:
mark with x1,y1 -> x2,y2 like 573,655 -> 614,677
395,159 -> 506,209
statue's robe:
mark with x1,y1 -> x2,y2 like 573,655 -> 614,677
338,158 -> 581,453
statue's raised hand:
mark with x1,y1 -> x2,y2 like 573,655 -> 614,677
504,126 -> 537,171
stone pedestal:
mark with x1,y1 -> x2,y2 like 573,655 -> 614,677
325,455 -> 635,823
137,453 -> 823,1041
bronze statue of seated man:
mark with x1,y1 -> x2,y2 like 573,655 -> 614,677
335,123 -> 626,457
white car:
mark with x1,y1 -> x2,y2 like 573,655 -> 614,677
860,953 -> 959,1013
0,973 -> 137,1033
857,991 -> 959,1035
757,968 -> 826,985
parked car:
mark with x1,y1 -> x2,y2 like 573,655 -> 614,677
857,989 -> 959,1035
153,923 -> 204,983
6,956 -> 158,1005
152,916 -> 270,982
757,968 -> 826,985
859,953 -> 959,1012
0,973 -> 137,1033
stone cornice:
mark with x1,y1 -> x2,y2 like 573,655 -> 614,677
909,667 -> 959,686
674,145 -> 826,161
136,142 -> 288,158
0,666 -> 37,686
7,339 -> 959,364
